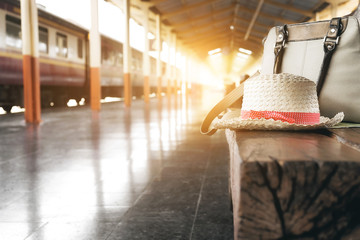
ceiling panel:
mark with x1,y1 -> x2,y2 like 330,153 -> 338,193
141,0 -> 336,59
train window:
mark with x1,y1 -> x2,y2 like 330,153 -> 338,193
133,57 -> 141,71
39,27 -> 48,53
56,32 -> 68,58
131,59 -> 136,71
138,56 -> 143,70
5,15 -> 22,49
115,52 -> 123,66
101,47 -> 108,63
101,47 -> 117,66
77,38 -> 83,59
150,59 -> 156,74
109,51 -> 116,66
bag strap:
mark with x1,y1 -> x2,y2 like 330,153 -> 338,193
200,84 -> 245,135
200,72 -> 258,136
272,18 -> 343,94
316,17 -> 343,95
273,25 -> 288,74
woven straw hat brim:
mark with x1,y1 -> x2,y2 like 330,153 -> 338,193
213,110 -> 344,131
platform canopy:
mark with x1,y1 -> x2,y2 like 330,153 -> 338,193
135,0 -> 340,59
105,0 -> 359,64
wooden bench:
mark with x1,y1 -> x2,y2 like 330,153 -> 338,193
226,128 -> 360,239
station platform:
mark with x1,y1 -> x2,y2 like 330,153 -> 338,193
0,92 -> 233,240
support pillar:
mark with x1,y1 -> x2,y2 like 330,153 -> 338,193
178,51 -> 183,96
156,14 -> 162,99
90,0 -> 101,110
124,0 -> 131,106
166,30 -> 171,98
172,33 -> 177,95
21,0 -> 41,123
143,5 -> 150,103
185,55 -> 190,97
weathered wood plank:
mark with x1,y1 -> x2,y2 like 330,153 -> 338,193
228,129 -> 360,162
226,129 -> 360,240
328,128 -> 360,151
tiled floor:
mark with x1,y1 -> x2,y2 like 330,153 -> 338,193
0,92 -> 233,240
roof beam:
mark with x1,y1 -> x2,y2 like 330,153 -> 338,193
190,38 -> 230,51
234,39 -> 262,49
181,30 -> 230,45
180,25 -> 229,40
184,31 -> 262,49
265,0 -> 314,18
231,40 -> 259,51
234,32 -> 263,43
186,33 -> 230,48
162,0 -> 215,20
176,15 -> 232,35
235,26 -> 267,38
239,5 -> 296,24
181,26 -> 263,46
244,0 -> 264,40
233,27 -> 266,41
235,15 -> 270,31
171,5 -> 235,29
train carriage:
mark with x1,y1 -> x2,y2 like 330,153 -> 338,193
0,0 -> 88,111
100,35 -> 124,98
0,0 -> 174,112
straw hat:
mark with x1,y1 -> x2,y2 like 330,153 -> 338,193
214,73 -> 344,130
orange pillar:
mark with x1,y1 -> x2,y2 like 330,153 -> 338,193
143,5 -> 150,103
157,76 -> 162,99
144,76 -> 150,102
156,14 -> 162,99
124,0 -> 131,107
124,73 -> 131,106
21,0 -> 41,123
90,0 -> 101,110
90,68 -> 101,110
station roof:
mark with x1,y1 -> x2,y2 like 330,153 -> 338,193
141,0 -> 332,59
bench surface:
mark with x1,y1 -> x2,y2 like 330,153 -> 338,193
226,128 -> 360,240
